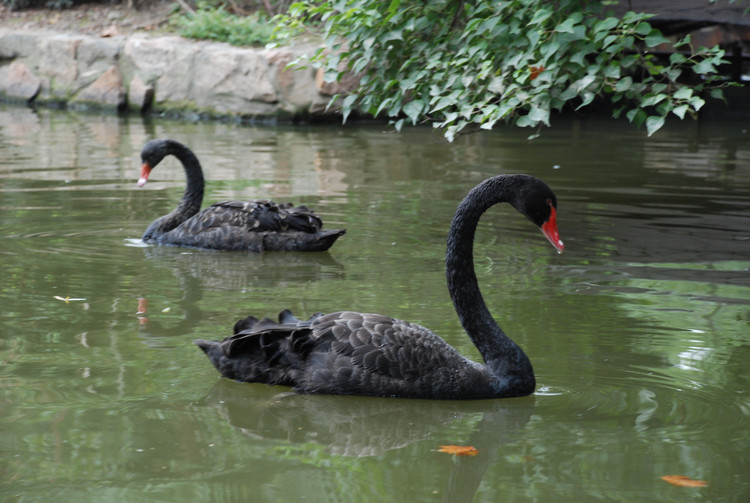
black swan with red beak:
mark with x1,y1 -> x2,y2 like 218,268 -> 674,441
137,139 -> 345,252
195,174 -> 564,399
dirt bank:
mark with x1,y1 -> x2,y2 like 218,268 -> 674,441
0,1 -> 176,37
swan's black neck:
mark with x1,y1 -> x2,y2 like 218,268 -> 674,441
167,141 -> 205,221
143,140 -> 205,239
446,175 -> 535,396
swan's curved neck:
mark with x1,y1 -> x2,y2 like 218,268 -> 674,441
445,176 -> 534,393
169,142 -> 205,220
142,141 -> 205,241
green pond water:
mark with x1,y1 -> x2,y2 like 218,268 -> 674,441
0,104 -> 748,502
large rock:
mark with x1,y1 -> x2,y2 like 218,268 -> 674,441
0,61 -> 41,101
127,74 -> 154,112
75,65 -> 126,108
76,36 -> 122,87
37,33 -> 81,98
123,35 -> 191,84
190,43 -> 279,115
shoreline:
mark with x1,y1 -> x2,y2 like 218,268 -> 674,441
0,26 -> 354,123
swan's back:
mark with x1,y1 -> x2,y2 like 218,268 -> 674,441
145,200 -> 345,252
195,310 -> 500,399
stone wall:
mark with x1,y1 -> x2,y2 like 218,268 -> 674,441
0,28 -> 355,121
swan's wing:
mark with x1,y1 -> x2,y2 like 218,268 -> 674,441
300,311 -> 475,396
187,200 -> 323,234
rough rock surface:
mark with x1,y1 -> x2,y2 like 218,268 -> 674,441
0,3 -> 355,120
0,61 -> 41,100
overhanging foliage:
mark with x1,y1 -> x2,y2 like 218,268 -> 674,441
277,0 -> 733,140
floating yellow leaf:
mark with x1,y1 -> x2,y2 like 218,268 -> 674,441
438,445 -> 478,456
661,475 -> 708,487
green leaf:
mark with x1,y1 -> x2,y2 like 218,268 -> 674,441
623,11 -> 651,24
615,77 -> 633,92
403,99 -> 425,124
672,104 -> 689,119
528,105 -> 550,125
595,17 -> 619,33
530,9 -> 554,26
634,22 -> 652,36
576,91 -> 595,110
602,34 -> 618,49
689,96 -> 706,111
673,87 -> 693,100
626,108 -> 647,128
431,96 -> 455,113
675,34 -> 691,47
693,59 -> 716,75
516,114 -> 534,127
644,29 -> 669,48
640,94 -> 667,107
387,0 -> 401,16
341,93 -> 360,123
540,38 -> 562,60
666,68 -> 682,81
603,64 -> 621,79
621,54 -> 638,68
646,115 -> 665,136
651,83 -> 667,94
556,15 -> 580,34
669,53 -> 687,65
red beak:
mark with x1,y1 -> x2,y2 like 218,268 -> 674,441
137,163 -> 152,187
540,206 -> 564,253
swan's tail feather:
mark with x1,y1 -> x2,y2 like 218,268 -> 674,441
313,228 -> 346,251
194,339 -> 224,369
195,310 -> 321,387
279,309 -> 300,324
283,205 -> 324,233
232,315 -> 259,335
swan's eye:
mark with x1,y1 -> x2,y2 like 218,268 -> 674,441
546,198 -> 553,207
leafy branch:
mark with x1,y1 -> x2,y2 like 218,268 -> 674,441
275,0 -> 734,140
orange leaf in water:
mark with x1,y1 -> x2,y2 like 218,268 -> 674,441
661,475 -> 708,487
438,445 -> 478,456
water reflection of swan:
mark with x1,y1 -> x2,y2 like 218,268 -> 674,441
197,380 -> 533,500
141,244 -> 345,292
197,379 -> 533,456
135,269 -> 204,343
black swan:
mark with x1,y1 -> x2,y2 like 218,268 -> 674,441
137,139 -> 345,252
195,174 -> 564,399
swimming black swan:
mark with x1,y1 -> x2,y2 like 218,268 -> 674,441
195,174 -> 564,399
137,139 -> 345,252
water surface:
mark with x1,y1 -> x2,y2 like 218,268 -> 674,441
0,105 -> 748,502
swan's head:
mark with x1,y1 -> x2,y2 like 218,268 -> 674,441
513,176 -> 565,253
137,139 -> 172,188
